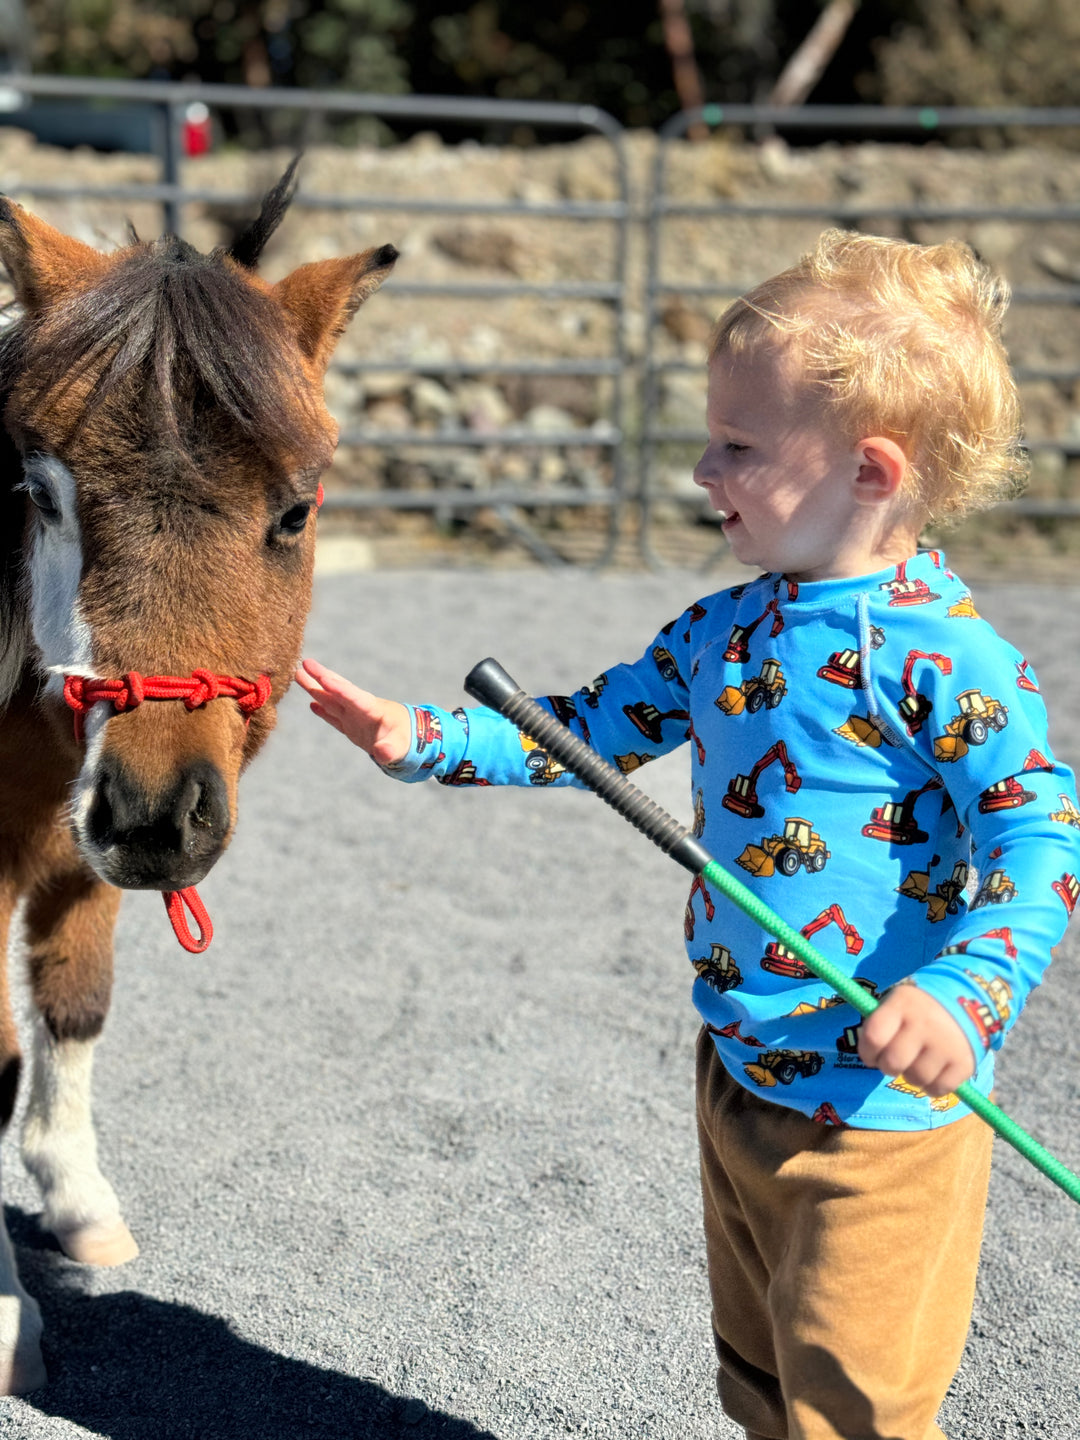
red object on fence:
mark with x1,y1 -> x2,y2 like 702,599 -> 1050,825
182,102 -> 212,158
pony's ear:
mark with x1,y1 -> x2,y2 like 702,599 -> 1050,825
271,243 -> 398,373
0,196 -> 113,313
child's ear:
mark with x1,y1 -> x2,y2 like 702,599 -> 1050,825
854,436 -> 908,505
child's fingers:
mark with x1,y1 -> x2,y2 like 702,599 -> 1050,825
298,659 -> 381,715
309,700 -> 345,735
299,657 -> 355,695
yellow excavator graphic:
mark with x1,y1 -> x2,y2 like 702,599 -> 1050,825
737,816 -> 830,877
896,857 -> 969,922
715,657 -> 787,717
933,689 -> 1008,763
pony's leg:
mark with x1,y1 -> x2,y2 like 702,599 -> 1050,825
19,868 -> 138,1268
0,881 -> 46,1394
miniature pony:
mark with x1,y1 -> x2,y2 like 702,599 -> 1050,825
0,163 -> 396,1390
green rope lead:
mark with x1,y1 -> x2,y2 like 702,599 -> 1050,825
698,857 -> 1080,1206
463,657 -> 1080,1208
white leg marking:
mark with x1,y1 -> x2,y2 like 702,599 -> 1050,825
0,1154 -> 46,1393
20,1020 -> 138,1267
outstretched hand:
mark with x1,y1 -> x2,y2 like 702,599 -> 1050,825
294,658 -> 412,767
857,982 -> 976,1098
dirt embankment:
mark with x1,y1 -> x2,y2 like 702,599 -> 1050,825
0,125 -> 1077,573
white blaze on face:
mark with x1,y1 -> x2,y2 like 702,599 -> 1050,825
21,456 -> 110,841
22,455 -> 94,694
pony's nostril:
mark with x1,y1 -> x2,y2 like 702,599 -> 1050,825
190,782 -> 217,830
86,784 -> 114,850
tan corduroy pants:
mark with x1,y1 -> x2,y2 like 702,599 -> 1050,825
696,1029 -> 993,1440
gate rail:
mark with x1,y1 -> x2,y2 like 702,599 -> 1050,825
0,75 -> 632,564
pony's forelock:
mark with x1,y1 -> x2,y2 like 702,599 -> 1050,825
2,234 -> 318,462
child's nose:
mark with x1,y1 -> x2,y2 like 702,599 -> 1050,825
693,446 -> 719,487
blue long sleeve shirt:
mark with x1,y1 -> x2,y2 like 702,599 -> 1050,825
387,551 -> 1080,1130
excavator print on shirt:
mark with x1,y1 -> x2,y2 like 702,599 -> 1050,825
715,657 -> 787,717
760,904 -> 863,979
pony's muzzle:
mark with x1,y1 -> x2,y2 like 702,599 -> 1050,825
81,754 -> 232,890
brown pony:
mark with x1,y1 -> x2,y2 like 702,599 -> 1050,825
0,164 -> 396,1391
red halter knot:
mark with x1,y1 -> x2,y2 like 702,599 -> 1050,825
236,673 -> 273,717
184,668 -> 221,710
62,673 -> 90,715
117,670 -> 145,712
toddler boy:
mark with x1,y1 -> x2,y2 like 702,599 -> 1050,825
297,231 -> 1080,1439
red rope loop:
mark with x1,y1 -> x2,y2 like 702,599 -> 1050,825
163,887 -> 213,953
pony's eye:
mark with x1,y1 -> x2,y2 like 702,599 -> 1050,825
27,483 -> 60,522
276,503 -> 311,537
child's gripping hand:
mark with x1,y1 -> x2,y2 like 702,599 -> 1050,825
857,983 -> 977,1098
294,658 -> 412,767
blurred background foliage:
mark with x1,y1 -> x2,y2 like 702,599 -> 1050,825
13,0 -> 1080,134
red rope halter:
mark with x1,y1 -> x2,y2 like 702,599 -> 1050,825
62,667 -> 274,953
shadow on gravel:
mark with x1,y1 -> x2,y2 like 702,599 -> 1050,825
6,1206 -> 498,1440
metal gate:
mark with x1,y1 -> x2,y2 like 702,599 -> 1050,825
0,74 -> 632,564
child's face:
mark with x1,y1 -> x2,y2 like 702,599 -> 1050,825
694,345 -> 881,581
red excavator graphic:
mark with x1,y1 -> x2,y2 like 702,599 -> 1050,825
723,598 -> 784,664
622,699 -> 690,745
979,777 -> 1038,813
760,903 -> 864,979
862,775 -> 943,846
878,559 -> 941,607
897,650 -> 952,735
1053,873 -> 1079,916
939,927 -> 1017,961
1015,658 -> 1040,693
957,972 -> 1013,1048
723,741 -> 802,819
708,1019 -> 763,1047
684,872 -> 716,940
817,648 -> 862,688
812,1101 -> 844,1125
439,759 -> 492,787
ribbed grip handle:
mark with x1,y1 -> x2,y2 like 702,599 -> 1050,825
464,658 -> 711,875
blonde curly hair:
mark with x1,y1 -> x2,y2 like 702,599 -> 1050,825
710,230 -> 1028,524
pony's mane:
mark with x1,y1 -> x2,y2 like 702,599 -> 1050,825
0,239 -> 315,461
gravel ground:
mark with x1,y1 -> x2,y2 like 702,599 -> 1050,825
1,563 -> 1078,1439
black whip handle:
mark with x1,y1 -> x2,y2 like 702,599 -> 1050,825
464,658 -> 712,876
